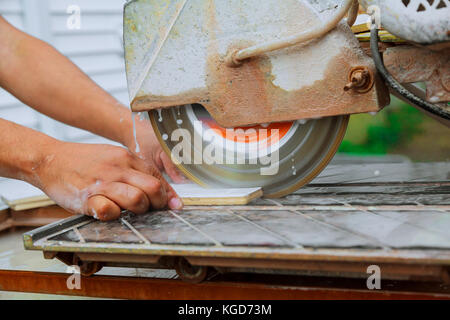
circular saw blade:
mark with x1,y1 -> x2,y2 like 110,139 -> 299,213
150,104 -> 348,198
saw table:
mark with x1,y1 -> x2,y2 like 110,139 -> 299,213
1,162 -> 449,299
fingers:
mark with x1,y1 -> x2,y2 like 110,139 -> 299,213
87,195 -> 121,221
130,158 -> 184,210
92,182 -> 150,214
83,150 -> 183,221
160,175 -> 184,210
122,170 -> 169,210
160,151 -> 186,184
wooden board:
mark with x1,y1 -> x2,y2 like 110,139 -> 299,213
356,30 -> 405,43
351,23 -> 370,34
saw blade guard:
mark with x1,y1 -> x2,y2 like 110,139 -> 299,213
124,0 -> 388,128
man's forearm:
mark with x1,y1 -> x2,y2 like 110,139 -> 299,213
0,17 -> 134,146
0,118 -> 183,219
0,118 -> 58,186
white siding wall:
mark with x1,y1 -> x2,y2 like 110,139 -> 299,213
0,0 -> 128,144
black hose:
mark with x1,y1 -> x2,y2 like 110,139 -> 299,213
370,27 -> 450,121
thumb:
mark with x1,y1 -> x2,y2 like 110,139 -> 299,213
86,195 -> 122,221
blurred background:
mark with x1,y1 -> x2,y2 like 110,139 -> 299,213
0,0 -> 449,166
0,0 -> 126,146
340,96 -> 450,162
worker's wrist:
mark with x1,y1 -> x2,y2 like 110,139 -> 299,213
119,110 -> 147,150
105,104 -> 135,148
21,136 -> 62,188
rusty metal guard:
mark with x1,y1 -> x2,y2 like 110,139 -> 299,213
124,0 -> 389,127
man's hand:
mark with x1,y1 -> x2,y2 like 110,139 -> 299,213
124,113 -> 186,184
33,140 -> 183,221
0,17 -> 186,221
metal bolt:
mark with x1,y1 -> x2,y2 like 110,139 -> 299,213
344,66 -> 374,93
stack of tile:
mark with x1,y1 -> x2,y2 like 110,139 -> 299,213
172,184 -> 262,206
0,180 -> 55,211
0,198 -> 10,232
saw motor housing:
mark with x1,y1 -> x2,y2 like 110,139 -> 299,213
124,0 -> 389,128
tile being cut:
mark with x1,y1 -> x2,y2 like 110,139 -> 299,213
172,184 -> 263,206
0,179 -> 263,211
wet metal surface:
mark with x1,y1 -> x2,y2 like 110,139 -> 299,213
24,163 -> 450,265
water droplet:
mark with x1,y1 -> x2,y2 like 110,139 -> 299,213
162,134 -> 169,141
132,112 -> 140,153
374,170 -> 380,176
157,109 -> 163,122
429,96 -> 439,103
299,119 -> 308,125
176,119 -> 183,125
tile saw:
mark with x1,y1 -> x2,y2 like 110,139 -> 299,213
123,0 -> 450,197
